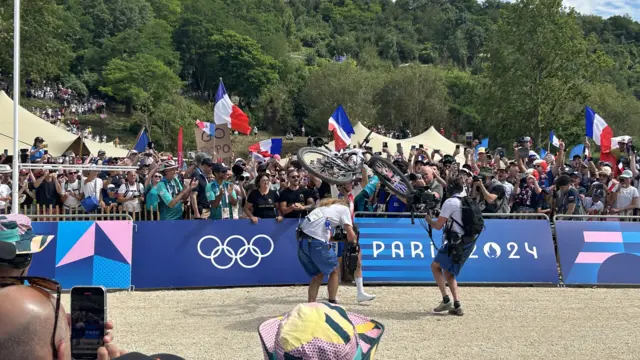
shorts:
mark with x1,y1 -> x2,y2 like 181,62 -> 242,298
298,238 -> 338,277
433,241 -> 475,277
331,242 -> 345,257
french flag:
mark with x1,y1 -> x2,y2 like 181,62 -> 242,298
214,79 -> 251,135
328,105 -> 355,151
248,138 -> 282,158
586,106 -> 617,174
196,119 -> 214,136
549,130 -> 560,147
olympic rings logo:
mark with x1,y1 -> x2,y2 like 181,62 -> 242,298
197,235 -> 274,269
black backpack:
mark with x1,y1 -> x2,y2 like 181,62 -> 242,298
451,197 -> 485,243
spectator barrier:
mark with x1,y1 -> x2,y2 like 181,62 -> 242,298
24,204 -> 159,221
554,215 -> 640,286
30,214 -> 134,290
355,212 -> 559,285
27,215 -> 564,290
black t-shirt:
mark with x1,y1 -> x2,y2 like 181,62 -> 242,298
318,181 -> 331,199
247,189 -> 278,218
36,180 -> 59,206
21,182 -> 35,206
193,170 -> 210,209
279,187 -> 312,218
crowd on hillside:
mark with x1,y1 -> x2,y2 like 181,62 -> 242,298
25,82 -> 112,143
0,132 -> 638,221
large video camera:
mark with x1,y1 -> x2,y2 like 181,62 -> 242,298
333,225 -> 348,242
408,186 -> 440,215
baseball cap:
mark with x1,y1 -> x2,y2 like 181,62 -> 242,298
212,163 -> 229,173
477,147 -> 486,154
201,158 -> 214,167
0,214 -> 54,262
620,169 -> 633,179
111,353 -> 184,360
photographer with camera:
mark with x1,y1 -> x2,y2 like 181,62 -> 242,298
426,175 -> 482,316
470,167 -> 509,214
296,198 -> 357,304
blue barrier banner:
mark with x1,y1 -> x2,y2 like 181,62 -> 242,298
30,221 -> 133,290
131,219 -> 310,289
556,221 -> 640,285
357,217 -> 559,284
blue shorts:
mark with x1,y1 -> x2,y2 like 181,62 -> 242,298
298,239 -> 338,277
433,241 -> 475,277
331,242 -> 345,257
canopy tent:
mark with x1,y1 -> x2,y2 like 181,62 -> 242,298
0,91 -> 126,157
324,123 -> 464,163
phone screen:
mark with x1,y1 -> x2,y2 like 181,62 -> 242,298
71,287 -> 106,359
3,149 -> 7,156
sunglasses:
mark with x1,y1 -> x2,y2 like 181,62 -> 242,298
153,175 -> 162,179
290,175 -> 299,179
0,276 -> 61,357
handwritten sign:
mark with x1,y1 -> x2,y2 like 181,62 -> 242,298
194,124 -> 232,158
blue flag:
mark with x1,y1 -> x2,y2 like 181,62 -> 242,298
133,128 -> 150,153
539,148 -> 547,159
569,144 -> 584,160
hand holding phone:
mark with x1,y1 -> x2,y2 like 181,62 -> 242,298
71,286 -> 107,360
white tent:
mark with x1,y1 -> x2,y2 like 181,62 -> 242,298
0,91 -> 128,157
324,123 -> 464,163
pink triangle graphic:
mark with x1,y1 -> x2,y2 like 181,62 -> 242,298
57,223 -> 96,267
96,221 -> 133,264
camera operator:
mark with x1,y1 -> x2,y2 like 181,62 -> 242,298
470,167 -> 509,213
296,198 -> 357,303
425,175 -> 473,316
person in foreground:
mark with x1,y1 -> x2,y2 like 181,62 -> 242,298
297,198 -> 357,303
0,214 -> 183,360
425,175 -> 477,316
258,302 -> 385,360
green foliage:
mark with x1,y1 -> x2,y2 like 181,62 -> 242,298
1,0 -> 639,153
100,54 -> 182,117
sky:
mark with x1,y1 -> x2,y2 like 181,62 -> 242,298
505,0 -> 640,20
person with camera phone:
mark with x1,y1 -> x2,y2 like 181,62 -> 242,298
296,198 -> 357,304
425,176 -> 482,316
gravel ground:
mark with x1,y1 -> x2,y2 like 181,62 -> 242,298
62,285 -> 640,360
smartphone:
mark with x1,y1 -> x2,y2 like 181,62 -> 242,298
411,145 -> 416,150
71,286 -> 107,359
396,143 -> 403,154
3,149 -> 7,156
419,144 -> 424,149
455,144 -> 460,150
382,142 -> 388,148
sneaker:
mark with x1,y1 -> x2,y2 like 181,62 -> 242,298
356,292 -> 376,303
433,301 -> 453,313
448,306 -> 464,316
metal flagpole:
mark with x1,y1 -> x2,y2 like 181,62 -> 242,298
11,0 -> 20,214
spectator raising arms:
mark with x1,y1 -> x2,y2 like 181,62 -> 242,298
245,173 -> 282,224
118,171 -> 145,218
157,160 -> 197,220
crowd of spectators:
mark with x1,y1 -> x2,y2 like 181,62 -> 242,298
1,132 -> 639,222
25,82 -> 111,143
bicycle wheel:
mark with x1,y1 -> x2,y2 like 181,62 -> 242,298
367,156 -> 414,198
297,147 -> 357,185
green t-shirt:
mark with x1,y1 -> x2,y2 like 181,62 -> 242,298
205,180 -> 237,220
157,178 -> 184,220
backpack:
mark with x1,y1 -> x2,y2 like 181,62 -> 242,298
450,197 -> 485,244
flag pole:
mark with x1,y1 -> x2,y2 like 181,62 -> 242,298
10,0 -> 21,214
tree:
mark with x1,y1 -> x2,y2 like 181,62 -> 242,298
207,30 -> 281,103
300,62 -> 386,135
100,54 -> 182,130
478,0 -> 613,147
374,65 -> 450,135
0,0 -> 75,84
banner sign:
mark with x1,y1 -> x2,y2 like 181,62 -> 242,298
356,217 -> 558,284
131,219 -> 310,289
555,221 -> 640,285
30,221 -> 134,290
194,124 -> 232,159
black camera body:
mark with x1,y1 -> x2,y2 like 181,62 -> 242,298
409,186 -> 440,214
333,225 -> 347,242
